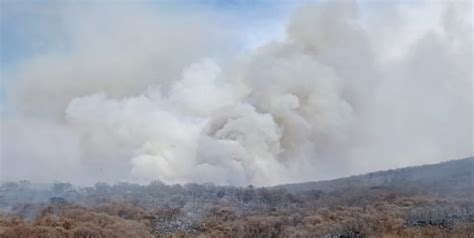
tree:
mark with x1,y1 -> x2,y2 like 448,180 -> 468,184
52,182 -> 73,194
18,180 -> 31,190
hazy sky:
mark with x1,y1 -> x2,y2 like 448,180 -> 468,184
0,0 -> 472,186
1,1 -> 290,66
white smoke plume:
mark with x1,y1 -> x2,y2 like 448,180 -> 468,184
1,1 -> 472,186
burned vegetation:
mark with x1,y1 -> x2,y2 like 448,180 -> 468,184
1,158 -> 473,237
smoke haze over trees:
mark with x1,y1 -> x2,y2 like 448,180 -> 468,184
1,1 -> 472,237
0,158 -> 473,237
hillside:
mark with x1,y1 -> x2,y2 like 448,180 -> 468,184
275,157 -> 474,196
1,158 -> 473,237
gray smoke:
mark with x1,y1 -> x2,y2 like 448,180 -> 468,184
1,1 -> 472,186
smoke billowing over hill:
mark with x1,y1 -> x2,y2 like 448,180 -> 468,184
1,1 -> 472,185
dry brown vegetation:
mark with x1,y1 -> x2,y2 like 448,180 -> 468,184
197,196 -> 473,238
1,195 -> 472,238
0,203 -> 153,238
1,158 -> 473,237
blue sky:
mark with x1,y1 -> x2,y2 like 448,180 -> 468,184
0,0 -> 297,69
0,0 -> 301,111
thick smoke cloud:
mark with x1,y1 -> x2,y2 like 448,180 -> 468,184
1,1 -> 472,186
